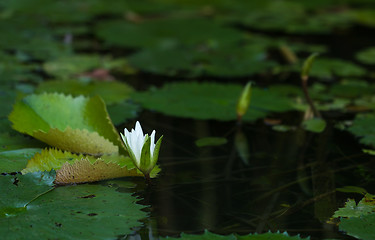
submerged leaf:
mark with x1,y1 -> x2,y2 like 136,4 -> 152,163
9,93 -> 123,155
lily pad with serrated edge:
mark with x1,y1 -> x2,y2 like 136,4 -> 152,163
21,148 -> 159,184
8,93 -> 124,155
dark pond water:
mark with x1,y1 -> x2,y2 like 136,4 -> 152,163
124,112 -> 375,240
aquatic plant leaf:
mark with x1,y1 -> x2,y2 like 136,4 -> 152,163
128,44 -> 275,77
237,231 -> 310,239
43,55 -> 128,80
0,148 -> 41,173
353,9 -> 375,28
229,1 -> 353,34
21,148 -> 159,184
9,93 -> 123,155
333,198 -> 375,218
0,52 -> 40,83
0,133 -> 46,152
33,128 -> 118,155
132,82 -> 298,121
43,55 -> 102,79
302,118 -> 326,133
287,58 -> 367,79
347,114 -> 375,148
339,214 -> 375,240
0,171 -> 55,217
0,174 -> 147,239
336,186 -> 368,195
55,158 -> 140,184
195,137 -> 228,147
160,230 -> 309,239
356,47 -> 375,65
329,79 -> 375,99
107,101 -> 140,125
36,79 -> 134,105
96,18 -> 244,48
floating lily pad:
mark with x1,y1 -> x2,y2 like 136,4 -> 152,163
160,230 -> 309,239
43,55 -> 128,79
347,114 -> 375,148
128,44 -> 275,77
0,52 -> 40,83
288,58 -> 367,79
9,93 -> 123,155
353,9 -> 375,28
0,171 -> 148,239
21,148 -> 159,184
0,17 -> 67,59
226,1 -> 353,34
107,101 -> 140,125
0,148 -> 41,173
339,214 -> 375,240
96,18 -> 245,49
132,82 -> 299,121
0,171 -> 55,217
333,198 -> 375,218
356,47 -> 375,65
36,79 -> 134,104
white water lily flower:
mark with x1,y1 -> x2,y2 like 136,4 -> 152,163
120,121 -> 163,178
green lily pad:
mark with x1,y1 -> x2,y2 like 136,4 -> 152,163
8,93 -> 123,155
0,52 -> 40,83
288,58 -> 367,79
0,17 -> 67,59
0,148 -> 41,173
0,171 -> 148,239
96,18 -> 245,49
333,198 -> 375,218
0,171 -> 55,217
347,114 -> 375,148
353,9 -> 375,28
128,44 -> 275,77
339,214 -> 375,240
107,101 -> 140,125
36,79 -> 134,105
43,55 -> 128,80
132,82 -> 299,121
226,1 -> 353,34
160,230 -> 309,239
21,148 -> 159,184
0,133 -> 46,152
356,47 -> 375,65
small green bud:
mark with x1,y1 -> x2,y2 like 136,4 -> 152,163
236,82 -> 252,120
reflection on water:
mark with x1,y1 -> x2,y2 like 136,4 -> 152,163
126,113 -> 375,240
